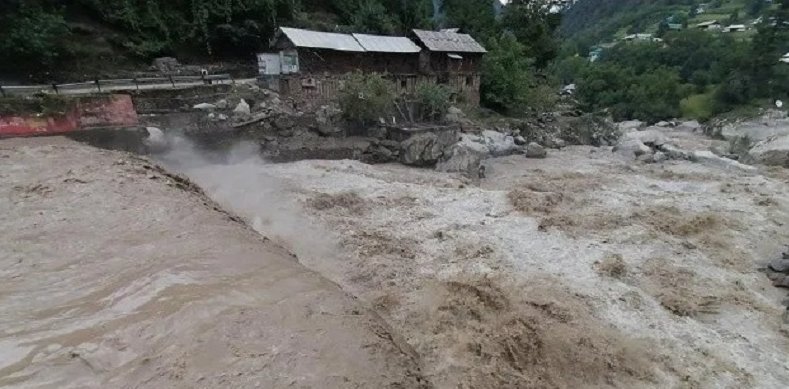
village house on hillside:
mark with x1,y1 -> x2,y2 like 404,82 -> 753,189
256,26 -> 486,107
411,29 -> 487,105
696,20 -> 722,30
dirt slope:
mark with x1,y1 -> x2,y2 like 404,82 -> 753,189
0,137 -> 427,388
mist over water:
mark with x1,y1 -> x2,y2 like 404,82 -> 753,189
153,135 -> 343,277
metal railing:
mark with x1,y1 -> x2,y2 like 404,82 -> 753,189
0,74 -> 235,97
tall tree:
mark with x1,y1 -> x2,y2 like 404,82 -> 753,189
500,0 -> 562,67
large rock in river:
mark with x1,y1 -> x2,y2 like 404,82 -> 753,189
749,134 -> 789,167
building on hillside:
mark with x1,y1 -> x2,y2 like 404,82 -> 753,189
588,47 -> 603,62
622,33 -> 662,43
257,27 -> 485,108
668,23 -> 683,31
696,20 -> 722,30
411,29 -> 487,105
723,24 -> 748,33
780,53 -> 789,64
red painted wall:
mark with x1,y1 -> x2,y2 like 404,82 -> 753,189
0,95 -> 139,138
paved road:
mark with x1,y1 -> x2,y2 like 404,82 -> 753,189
1,78 -> 257,97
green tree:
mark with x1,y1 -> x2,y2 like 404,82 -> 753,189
481,34 -> 545,113
500,0 -> 562,67
0,3 -> 70,71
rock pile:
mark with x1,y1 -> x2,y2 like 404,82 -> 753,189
764,248 -> 789,324
613,127 -> 755,170
748,134 -> 789,167
767,250 -> 789,285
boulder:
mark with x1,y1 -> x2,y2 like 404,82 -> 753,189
445,106 -> 467,124
623,128 -> 668,147
436,139 -> 487,176
193,103 -> 217,111
617,120 -> 644,133
691,150 -> 756,171
613,139 -> 652,159
719,110 -> 789,141
317,124 -> 343,136
655,121 -> 670,127
658,144 -> 690,160
710,144 -> 730,157
400,133 -> 447,166
215,99 -> 228,109
233,99 -> 251,117
748,134 -> 789,167
273,115 -> 296,131
478,130 -> 520,157
677,120 -> 701,132
514,135 -> 527,146
544,136 -> 567,149
525,142 -> 547,159
769,259 -> 789,273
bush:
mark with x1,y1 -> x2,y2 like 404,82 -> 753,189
0,5 -> 71,71
414,83 -> 452,122
680,93 -> 715,122
339,72 -> 395,125
482,34 -> 557,114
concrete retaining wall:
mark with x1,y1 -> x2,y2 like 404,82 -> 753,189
0,95 -> 139,138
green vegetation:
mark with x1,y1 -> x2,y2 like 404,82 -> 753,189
339,72 -> 396,125
557,0 -> 788,122
0,0 -> 559,117
414,83 -> 453,121
2,0 -> 784,123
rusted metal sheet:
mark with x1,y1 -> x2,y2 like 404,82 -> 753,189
412,29 -> 487,53
0,95 -> 139,138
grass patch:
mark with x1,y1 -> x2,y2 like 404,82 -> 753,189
680,93 -> 715,122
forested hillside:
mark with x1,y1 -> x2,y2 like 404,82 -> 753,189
1,0 -> 787,122
0,0 -> 506,75
556,0 -> 788,122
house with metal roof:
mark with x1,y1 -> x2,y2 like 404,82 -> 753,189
410,29 -> 487,105
258,26 -> 486,107
696,20 -> 722,30
267,27 -> 422,75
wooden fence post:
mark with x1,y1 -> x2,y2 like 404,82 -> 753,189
0,85 -> 5,97
95,79 -> 102,93
52,84 -> 59,95
169,75 -> 175,88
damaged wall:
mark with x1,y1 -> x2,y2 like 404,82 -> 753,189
0,95 -> 139,138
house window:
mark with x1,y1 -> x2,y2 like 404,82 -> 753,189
466,76 -> 473,86
401,79 -> 407,89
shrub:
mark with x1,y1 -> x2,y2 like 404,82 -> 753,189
339,72 -> 395,125
680,93 -> 715,122
414,83 -> 452,122
0,5 -> 70,71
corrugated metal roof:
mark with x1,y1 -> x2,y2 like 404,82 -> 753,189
412,29 -> 486,53
279,27 -> 365,52
352,33 -> 421,53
